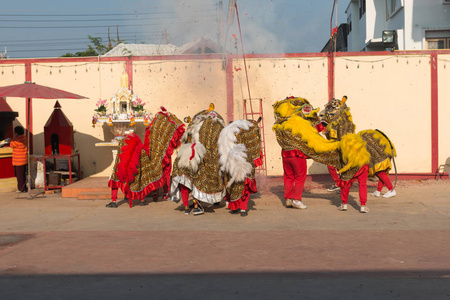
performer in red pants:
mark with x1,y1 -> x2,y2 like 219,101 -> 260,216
326,165 -> 341,192
371,170 -> 396,198
107,187 -> 146,208
282,149 -> 308,209
180,184 -> 202,215
225,177 -> 257,216
337,164 -> 370,213
161,158 -> 172,200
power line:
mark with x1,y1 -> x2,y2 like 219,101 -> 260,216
0,9 -> 215,17
0,19 -> 216,29
0,14 -> 215,22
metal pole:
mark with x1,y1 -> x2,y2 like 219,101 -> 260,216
27,97 -> 32,199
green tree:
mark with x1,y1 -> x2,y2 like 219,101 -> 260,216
61,35 -> 121,57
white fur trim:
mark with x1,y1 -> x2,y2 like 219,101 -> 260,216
218,119 -> 254,186
176,142 -> 206,173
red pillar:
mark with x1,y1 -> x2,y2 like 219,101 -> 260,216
126,58 -> 133,89
226,55 -> 234,123
430,53 -> 438,173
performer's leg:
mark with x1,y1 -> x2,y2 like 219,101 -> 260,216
339,181 -> 352,211
376,177 -> 384,191
340,187 -> 350,205
140,195 -> 148,206
239,190 -> 251,216
162,162 -> 172,200
377,171 -> 393,191
225,192 -> 231,209
106,187 -> 119,208
379,170 -> 396,198
180,184 -> 190,208
358,166 -> 369,207
371,172 -> 383,197
111,188 -> 118,202
282,157 -> 295,200
327,165 -> 340,185
292,157 -> 307,200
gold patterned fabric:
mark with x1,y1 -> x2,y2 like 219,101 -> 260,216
109,111 -> 184,198
274,125 -> 359,181
223,120 -> 262,200
171,111 -> 226,204
359,130 -> 394,176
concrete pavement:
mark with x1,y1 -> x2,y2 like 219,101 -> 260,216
0,177 -> 449,299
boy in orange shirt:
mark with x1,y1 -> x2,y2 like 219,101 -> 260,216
10,126 -> 28,192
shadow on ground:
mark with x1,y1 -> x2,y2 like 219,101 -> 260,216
0,271 -> 449,300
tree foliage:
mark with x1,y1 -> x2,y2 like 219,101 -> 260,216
61,35 -> 122,57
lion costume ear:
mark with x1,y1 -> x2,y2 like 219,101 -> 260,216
184,116 -> 192,123
208,103 -> 215,112
341,95 -> 348,106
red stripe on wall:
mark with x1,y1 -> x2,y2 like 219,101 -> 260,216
126,58 -> 133,89
226,55 -> 234,123
430,53 -> 439,173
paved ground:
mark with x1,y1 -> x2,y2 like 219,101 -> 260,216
0,177 -> 449,299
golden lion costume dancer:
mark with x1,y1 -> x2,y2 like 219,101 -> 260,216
170,104 -> 226,215
273,97 -> 324,210
320,97 -> 356,192
319,96 -> 397,200
218,118 -> 263,217
273,96 -> 396,213
106,107 -> 185,208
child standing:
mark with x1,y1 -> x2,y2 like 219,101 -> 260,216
10,126 -> 28,192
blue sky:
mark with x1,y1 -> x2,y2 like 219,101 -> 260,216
0,0 -> 347,58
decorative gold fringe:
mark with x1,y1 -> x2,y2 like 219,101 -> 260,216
369,158 -> 392,177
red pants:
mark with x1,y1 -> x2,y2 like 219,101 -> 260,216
226,191 -> 250,211
327,165 -> 340,184
180,184 -> 191,207
339,165 -> 369,206
162,162 -> 172,194
111,187 -> 143,202
282,156 -> 307,200
375,171 -> 393,191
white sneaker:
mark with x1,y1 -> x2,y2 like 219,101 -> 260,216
285,199 -> 293,208
360,206 -> 370,213
292,200 -> 307,209
371,190 -> 381,197
383,189 -> 396,198
338,204 -> 347,211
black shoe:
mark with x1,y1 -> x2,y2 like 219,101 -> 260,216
240,210 -> 248,217
184,209 -> 191,215
140,200 -> 149,206
327,184 -> 340,192
193,208 -> 204,215
229,209 -> 240,214
106,202 -> 118,208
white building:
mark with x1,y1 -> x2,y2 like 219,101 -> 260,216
346,0 -> 450,51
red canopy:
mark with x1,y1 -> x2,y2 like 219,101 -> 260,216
0,82 -> 87,99
0,82 -> 87,198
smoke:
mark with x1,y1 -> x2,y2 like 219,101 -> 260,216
128,0 -> 346,54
